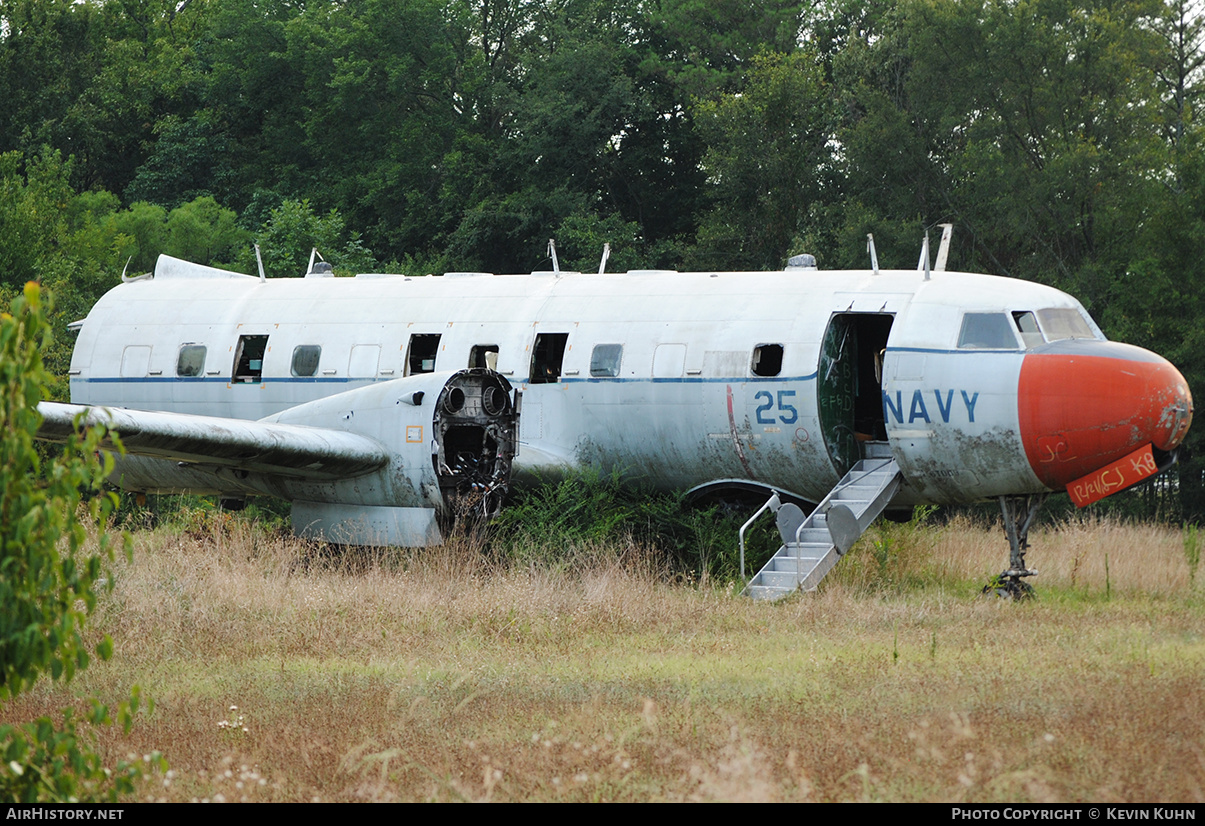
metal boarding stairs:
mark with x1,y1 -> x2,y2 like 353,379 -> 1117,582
742,453 -> 903,601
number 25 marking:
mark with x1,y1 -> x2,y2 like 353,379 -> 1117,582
755,390 -> 798,424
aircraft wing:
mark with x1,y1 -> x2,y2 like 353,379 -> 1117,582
36,402 -> 388,481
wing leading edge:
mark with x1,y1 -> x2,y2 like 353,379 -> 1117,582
37,402 -> 388,480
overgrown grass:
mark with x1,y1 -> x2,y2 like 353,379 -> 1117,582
489,469 -> 780,583
3,494 -> 1202,802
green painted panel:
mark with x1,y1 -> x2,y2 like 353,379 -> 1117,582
818,315 -> 858,475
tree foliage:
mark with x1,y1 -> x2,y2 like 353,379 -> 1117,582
2,0 -> 1204,518
692,50 -> 835,269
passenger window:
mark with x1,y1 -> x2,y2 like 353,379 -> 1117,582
407,334 -> 441,375
1012,312 -> 1044,349
470,344 -> 499,370
233,335 -> 269,382
751,344 -> 784,377
957,314 -> 1018,350
177,344 -> 206,377
590,344 -> 623,378
1036,308 -> 1094,341
530,333 -> 569,384
291,345 -> 321,377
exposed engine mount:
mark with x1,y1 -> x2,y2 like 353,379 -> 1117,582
432,369 -> 519,522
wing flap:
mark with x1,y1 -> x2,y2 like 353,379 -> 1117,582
37,402 -> 389,480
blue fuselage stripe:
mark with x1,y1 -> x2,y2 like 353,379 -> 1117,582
77,372 -> 822,386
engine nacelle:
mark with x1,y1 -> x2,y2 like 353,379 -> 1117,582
265,368 -> 518,545
94,369 -> 518,546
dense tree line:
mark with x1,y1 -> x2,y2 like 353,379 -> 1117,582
2,0 -> 1203,519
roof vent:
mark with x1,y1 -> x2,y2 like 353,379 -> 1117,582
306,261 -> 335,278
786,254 -> 817,270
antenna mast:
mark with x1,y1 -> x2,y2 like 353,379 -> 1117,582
933,223 -> 953,271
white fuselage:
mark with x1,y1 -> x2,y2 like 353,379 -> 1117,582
68,256 -> 1188,509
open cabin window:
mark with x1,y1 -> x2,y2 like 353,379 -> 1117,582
751,344 -> 784,377
176,345 -> 206,377
957,314 -> 1018,350
291,345 -> 321,377
590,344 -> 623,378
407,334 -> 441,375
233,335 -> 269,382
530,333 -> 569,384
469,344 -> 499,370
1012,312 -> 1044,349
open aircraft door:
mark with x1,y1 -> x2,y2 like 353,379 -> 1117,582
817,312 -> 896,477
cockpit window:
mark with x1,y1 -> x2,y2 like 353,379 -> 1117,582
1012,312 -> 1044,349
957,313 -> 1019,350
1036,308 -> 1094,341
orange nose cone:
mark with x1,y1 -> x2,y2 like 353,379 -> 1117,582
1018,340 -> 1193,490
1159,369 -> 1194,451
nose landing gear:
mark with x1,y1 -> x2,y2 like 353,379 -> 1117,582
984,493 -> 1048,600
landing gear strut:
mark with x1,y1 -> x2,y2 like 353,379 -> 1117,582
985,493 -> 1048,599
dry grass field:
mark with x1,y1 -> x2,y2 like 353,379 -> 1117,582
3,513 -> 1203,802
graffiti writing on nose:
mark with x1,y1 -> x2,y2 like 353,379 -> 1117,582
1068,444 -> 1158,507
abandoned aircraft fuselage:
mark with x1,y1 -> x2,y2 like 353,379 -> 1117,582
61,255 -> 1191,542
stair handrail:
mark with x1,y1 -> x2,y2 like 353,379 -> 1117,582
830,458 -> 894,494
739,492 -> 780,582
793,458 -> 898,590
795,515 -> 810,583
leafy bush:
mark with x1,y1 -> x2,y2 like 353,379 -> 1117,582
0,283 -> 161,802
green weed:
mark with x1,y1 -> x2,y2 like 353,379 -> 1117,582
830,505 -> 942,592
1184,524 -> 1200,587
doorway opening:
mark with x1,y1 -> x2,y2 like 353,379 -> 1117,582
817,314 -> 893,474
530,333 -> 569,384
